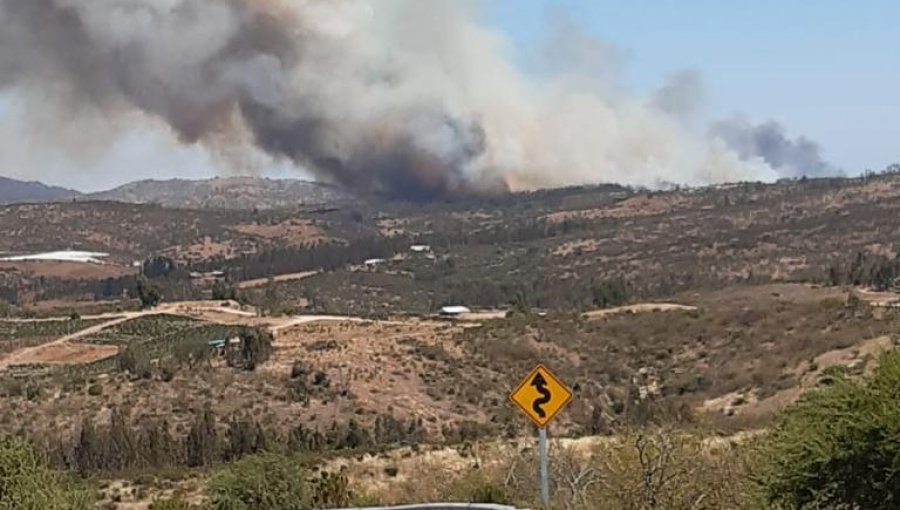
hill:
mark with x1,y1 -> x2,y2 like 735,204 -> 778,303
0,176 -> 80,204
84,176 -> 351,209
2,171 -> 900,508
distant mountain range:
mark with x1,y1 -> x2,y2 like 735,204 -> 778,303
0,176 -> 351,209
0,176 -> 81,205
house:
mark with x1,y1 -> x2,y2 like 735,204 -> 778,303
208,338 -> 227,354
440,305 -> 471,317
364,258 -> 386,266
410,245 -> 432,253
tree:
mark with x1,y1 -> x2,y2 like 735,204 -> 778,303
117,344 -> 153,379
0,436 -> 94,509
138,420 -> 178,468
73,417 -> 102,474
211,281 -> 237,301
760,351 -> 900,509
208,452 -> 351,510
136,277 -> 161,308
227,327 -> 273,371
142,256 -> 177,279
107,408 -> 135,470
185,409 -> 219,467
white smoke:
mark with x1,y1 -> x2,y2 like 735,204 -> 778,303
0,0 -> 803,197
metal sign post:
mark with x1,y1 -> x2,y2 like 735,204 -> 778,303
538,427 -> 550,509
510,364 -> 573,510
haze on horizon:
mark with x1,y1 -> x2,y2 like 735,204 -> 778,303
0,0 -> 896,195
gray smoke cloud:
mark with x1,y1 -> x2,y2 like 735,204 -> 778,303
652,70 -> 706,122
710,117 -> 841,178
0,0 -> 788,199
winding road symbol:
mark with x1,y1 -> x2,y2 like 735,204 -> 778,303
510,364 -> 573,428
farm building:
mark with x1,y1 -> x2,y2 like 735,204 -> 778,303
440,305 -> 471,317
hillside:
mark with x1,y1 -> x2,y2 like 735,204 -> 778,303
84,176 -> 352,209
2,172 -> 900,508
0,176 -> 80,204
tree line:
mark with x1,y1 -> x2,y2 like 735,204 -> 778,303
42,407 -> 428,475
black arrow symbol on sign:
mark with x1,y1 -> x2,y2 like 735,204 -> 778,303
531,373 -> 552,419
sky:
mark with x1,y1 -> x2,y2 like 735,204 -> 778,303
486,0 -> 900,176
1,0 -> 897,191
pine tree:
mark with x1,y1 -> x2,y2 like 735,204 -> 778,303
185,409 -> 219,467
74,417 -> 101,474
108,408 -> 135,470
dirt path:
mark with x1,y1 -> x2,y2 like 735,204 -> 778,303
583,302 -> 698,319
0,314 -> 139,368
237,270 -> 319,289
0,301 -> 252,368
269,315 -> 407,335
0,300 -> 415,368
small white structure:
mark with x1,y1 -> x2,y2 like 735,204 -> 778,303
440,305 -> 471,317
410,245 -> 431,253
0,250 -> 109,264
364,258 -> 386,266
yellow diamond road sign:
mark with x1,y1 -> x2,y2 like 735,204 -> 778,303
510,364 -> 573,428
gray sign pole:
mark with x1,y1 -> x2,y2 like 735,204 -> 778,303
538,427 -> 550,509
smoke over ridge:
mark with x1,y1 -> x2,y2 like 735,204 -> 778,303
0,0 -> 837,199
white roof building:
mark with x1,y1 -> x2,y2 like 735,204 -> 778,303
0,250 -> 109,264
440,305 -> 471,316
410,245 -> 432,253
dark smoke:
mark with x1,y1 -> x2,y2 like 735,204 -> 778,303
0,0 -> 496,200
0,0 -> 803,196
711,117 -> 841,178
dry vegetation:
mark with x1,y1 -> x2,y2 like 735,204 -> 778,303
2,172 -> 900,507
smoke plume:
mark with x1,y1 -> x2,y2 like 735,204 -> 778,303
710,117 -> 841,178
0,0 -> 819,199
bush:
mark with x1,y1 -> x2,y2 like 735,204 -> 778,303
87,383 -> 103,396
117,344 -> 153,379
0,436 -> 94,509
136,277 -> 162,309
467,480 -> 511,504
149,495 -> 192,510
227,327 -> 273,371
208,453 -> 351,510
160,364 -> 177,382
760,351 -> 900,509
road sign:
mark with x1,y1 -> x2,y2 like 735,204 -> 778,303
510,364 -> 573,428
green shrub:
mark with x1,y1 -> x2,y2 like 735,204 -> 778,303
149,495 -> 192,510
208,453 -> 350,510
760,351 -> 900,509
0,436 -> 94,509
87,384 -> 103,396
467,480 -> 511,504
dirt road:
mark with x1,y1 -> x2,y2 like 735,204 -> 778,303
582,303 -> 697,319
0,303 -> 410,368
236,270 -> 319,289
0,314 -> 137,368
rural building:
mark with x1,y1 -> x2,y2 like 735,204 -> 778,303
410,245 -> 431,253
440,305 -> 471,317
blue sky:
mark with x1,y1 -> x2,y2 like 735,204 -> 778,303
484,0 -> 900,173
